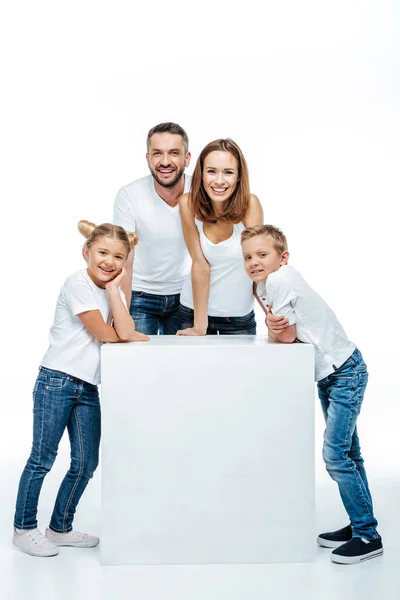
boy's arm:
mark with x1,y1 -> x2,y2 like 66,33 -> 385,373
267,305 -> 297,343
265,275 -> 297,343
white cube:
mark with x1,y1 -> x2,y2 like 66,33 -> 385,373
101,336 -> 315,565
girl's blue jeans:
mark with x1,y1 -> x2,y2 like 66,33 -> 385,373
14,366 -> 101,533
317,348 -> 378,540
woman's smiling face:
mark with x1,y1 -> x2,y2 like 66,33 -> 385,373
202,150 -> 239,206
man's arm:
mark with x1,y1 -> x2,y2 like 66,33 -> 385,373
113,187 -> 136,309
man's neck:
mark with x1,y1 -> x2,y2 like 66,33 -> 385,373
153,176 -> 185,207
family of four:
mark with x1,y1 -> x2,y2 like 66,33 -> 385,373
12,122 -> 382,565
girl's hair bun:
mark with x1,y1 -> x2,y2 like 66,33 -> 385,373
127,231 -> 139,249
78,220 -> 97,239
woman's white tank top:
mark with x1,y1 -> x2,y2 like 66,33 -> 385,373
180,220 -> 254,317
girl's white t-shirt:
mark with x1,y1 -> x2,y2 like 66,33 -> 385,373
41,269 -> 123,385
113,174 -> 192,295
180,221 -> 254,317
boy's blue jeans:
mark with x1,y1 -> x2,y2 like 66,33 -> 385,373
14,367 -> 101,533
317,348 -> 378,540
130,291 -> 181,335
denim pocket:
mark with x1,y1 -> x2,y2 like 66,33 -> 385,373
46,375 -> 70,391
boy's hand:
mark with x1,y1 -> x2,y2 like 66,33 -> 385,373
266,304 -> 289,332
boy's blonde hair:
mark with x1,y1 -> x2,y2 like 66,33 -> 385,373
241,225 -> 288,254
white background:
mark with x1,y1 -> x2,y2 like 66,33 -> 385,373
0,0 -> 399,543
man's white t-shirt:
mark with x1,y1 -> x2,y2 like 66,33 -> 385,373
41,269 -> 124,385
257,265 -> 355,381
113,174 -> 192,295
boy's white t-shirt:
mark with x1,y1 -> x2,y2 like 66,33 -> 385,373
41,269 -> 124,385
257,265 -> 355,382
113,174 -> 192,295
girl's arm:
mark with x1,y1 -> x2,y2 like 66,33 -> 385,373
78,269 -> 149,343
105,268 -> 150,341
177,193 -> 210,336
79,307 -> 149,343
243,194 -> 264,227
78,310 -> 124,342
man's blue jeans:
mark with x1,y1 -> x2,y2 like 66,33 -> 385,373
130,291 -> 181,335
179,303 -> 257,335
317,348 -> 378,540
14,367 -> 101,533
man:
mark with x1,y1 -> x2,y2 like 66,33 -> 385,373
113,122 -> 191,334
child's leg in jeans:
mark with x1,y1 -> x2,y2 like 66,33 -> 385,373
317,349 -> 378,540
14,368 -> 73,530
318,382 -> 374,510
49,380 -> 101,533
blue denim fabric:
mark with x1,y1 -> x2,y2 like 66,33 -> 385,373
317,348 -> 378,539
179,303 -> 257,335
130,291 -> 181,335
14,366 -> 101,533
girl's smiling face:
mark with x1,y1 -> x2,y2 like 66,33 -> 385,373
84,236 -> 127,288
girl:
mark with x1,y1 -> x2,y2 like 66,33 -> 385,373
13,221 -> 149,557
177,139 -> 263,336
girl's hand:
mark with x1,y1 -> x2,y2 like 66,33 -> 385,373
105,267 -> 126,291
130,330 -> 150,342
176,327 -> 206,336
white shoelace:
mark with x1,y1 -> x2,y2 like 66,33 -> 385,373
28,529 -> 51,547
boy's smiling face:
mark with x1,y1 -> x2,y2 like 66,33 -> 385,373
242,235 -> 289,284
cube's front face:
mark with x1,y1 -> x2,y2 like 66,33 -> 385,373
101,337 -> 315,565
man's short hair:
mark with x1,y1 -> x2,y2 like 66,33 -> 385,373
147,122 -> 189,153
241,225 -> 288,254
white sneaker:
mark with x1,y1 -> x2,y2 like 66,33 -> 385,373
45,528 -> 100,548
12,528 -> 59,557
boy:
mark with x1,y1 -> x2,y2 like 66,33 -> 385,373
241,224 -> 383,565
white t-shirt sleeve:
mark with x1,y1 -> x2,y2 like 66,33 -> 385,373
64,277 -> 100,317
266,272 -> 297,325
113,187 -> 137,233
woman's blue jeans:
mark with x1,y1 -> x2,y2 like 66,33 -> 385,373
179,303 -> 256,335
14,367 -> 101,533
317,348 -> 378,539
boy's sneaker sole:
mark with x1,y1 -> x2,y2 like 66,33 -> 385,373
317,524 -> 352,548
331,535 -> 383,564
331,547 -> 383,564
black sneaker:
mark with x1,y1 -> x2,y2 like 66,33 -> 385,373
317,524 -> 352,548
331,535 -> 383,564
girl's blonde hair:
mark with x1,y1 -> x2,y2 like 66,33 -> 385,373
78,220 -> 138,256
189,138 -> 251,223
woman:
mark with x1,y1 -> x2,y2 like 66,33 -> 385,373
177,138 -> 263,335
